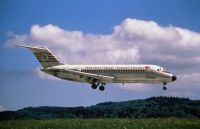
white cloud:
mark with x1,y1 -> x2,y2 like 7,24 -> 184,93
8,18 -> 200,65
6,18 -> 200,94
177,72 -> 200,86
113,18 -> 180,42
119,83 -> 153,92
167,91 -> 193,98
34,67 -> 60,80
0,105 -> 6,112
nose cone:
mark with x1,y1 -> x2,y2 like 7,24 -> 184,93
172,75 -> 177,82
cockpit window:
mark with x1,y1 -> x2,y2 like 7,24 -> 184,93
161,68 -> 170,73
163,71 -> 170,73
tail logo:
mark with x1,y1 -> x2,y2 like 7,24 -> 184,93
42,53 -> 48,61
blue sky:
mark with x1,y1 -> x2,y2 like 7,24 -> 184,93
1,0 -> 200,111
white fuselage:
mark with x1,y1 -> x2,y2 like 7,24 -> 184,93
42,64 -> 175,84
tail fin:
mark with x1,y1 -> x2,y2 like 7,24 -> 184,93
17,45 -> 63,68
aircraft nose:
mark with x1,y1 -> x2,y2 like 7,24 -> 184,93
172,75 -> 177,82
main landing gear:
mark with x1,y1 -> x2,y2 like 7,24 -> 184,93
163,82 -> 167,90
91,82 -> 106,91
91,83 -> 98,89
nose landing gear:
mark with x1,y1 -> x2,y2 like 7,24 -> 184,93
163,82 -> 167,90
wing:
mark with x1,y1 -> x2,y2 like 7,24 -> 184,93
44,67 -> 114,83
65,69 -> 114,83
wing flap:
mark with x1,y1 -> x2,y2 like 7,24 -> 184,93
65,69 -> 114,81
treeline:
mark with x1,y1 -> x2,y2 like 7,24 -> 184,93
1,96 -> 200,120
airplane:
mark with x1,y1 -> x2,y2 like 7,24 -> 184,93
17,45 -> 177,91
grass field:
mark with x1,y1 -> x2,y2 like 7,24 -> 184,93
0,118 -> 200,129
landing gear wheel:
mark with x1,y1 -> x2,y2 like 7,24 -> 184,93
91,84 -> 97,89
99,85 -> 105,91
163,82 -> 167,90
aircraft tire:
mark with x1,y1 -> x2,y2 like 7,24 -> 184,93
99,85 -> 105,91
163,86 -> 167,90
91,84 -> 97,89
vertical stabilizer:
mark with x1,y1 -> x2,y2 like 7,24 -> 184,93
17,45 -> 63,68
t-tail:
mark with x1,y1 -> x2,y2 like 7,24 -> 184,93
17,45 -> 63,68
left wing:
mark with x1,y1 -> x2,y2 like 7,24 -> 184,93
45,67 -> 114,83
65,69 -> 114,81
